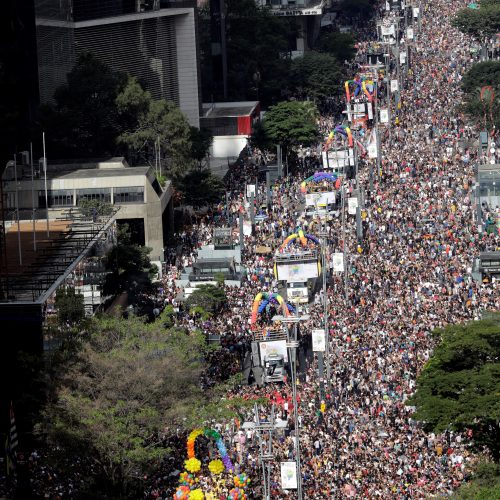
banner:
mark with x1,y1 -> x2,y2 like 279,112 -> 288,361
305,191 -> 336,207
380,109 -> 389,123
331,252 -> 344,272
400,52 -> 407,64
281,462 -> 298,489
407,27 -> 414,40
413,7 -> 420,18
312,329 -> 326,352
246,184 -> 256,199
381,25 -> 395,37
348,197 -> 358,215
260,340 -> 288,363
243,221 -> 252,236
276,261 -> 320,281
391,79 -> 399,92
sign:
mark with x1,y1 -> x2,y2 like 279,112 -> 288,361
348,197 -> 358,215
280,462 -> 298,489
272,6 -> 322,16
381,25 -> 395,37
400,51 -> 407,64
312,329 -> 326,352
331,252 -> 344,272
276,260 -> 320,281
305,191 -> 336,207
368,140 -> 378,159
407,27 -> 414,40
391,79 -> 399,92
246,184 -> 256,199
260,340 -> 288,363
243,221 -> 252,236
413,6 -> 419,18
380,109 -> 389,123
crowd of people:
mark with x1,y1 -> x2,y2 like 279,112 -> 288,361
146,0 -> 499,498
3,0 -> 499,498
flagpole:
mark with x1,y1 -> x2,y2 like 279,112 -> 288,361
13,155 -> 22,266
42,132 -> 49,237
30,142 -> 36,252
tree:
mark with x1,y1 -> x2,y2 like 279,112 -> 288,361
315,31 -> 357,62
176,168 -> 225,207
186,284 -> 227,313
460,61 -> 500,131
36,315 -> 213,494
339,0 -> 374,19
116,76 -> 193,177
408,317 -> 500,460
259,101 -> 319,150
39,52 -> 126,158
54,287 -> 85,327
189,126 -> 213,168
290,51 -> 345,102
452,461 -> 500,499
452,1 -> 500,39
223,0 -> 296,104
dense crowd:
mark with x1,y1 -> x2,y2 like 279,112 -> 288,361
147,0 -> 499,498
3,0 -> 499,498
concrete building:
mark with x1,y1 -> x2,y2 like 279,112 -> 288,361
34,0 -> 201,126
2,157 -> 173,261
256,0 -> 325,55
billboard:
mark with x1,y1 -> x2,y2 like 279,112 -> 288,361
280,462 -> 298,490
305,191 -> 336,207
259,340 -> 288,363
331,252 -> 344,272
276,260 -> 320,281
322,149 -> 354,168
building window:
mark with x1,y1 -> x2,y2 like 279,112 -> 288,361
38,189 -> 74,208
113,186 -> 144,204
76,188 -> 111,204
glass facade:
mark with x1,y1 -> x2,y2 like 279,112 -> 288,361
38,189 -> 74,208
113,186 -> 144,204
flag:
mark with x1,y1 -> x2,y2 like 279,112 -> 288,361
5,402 -> 18,475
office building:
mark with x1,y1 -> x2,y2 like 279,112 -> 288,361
35,0 -> 201,126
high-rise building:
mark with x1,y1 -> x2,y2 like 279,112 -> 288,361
34,0 -> 201,126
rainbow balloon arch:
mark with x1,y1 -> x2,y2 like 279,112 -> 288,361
250,292 -> 295,330
175,428 -> 250,500
300,172 -> 340,194
278,229 -> 320,251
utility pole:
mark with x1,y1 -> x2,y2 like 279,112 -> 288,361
341,184 -> 348,303
42,131 -> 49,237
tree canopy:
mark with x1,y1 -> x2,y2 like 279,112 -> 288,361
259,101 -> 319,149
176,168 -> 225,207
315,31 -> 357,62
461,61 -> 500,132
408,317 -> 500,460
290,51 -> 345,102
452,0 -> 500,39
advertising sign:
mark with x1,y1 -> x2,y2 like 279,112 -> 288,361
246,184 -> 256,199
259,340 -> 288,363
380,109 -> 389,123
407,27 -> 414,40
276,261 -> 320,281
391,79 -> 399,92
312,329 -> 326,352
348,197 -> 358,215
280,462 -> 298,489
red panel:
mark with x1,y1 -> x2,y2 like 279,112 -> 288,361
237,116 -> 252,135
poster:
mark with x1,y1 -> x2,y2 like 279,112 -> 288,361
246,184 -> 256,199
348,197 -> 358,215
312,329 -> 326,352
380,109 -> 389,123
259,340 -> 288,363
331,252 -> 344,272
391,79 -> 399,92
280,462 -> 298,489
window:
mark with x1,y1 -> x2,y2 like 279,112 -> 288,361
76,188 -> 111,204
113,186 -> 144,204
38,189 -> 74,208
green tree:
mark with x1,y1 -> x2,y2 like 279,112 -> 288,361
315,32 -> 357,62
54,287 -> 85,327
40,52 -> 126,158
176,168 -> 225,207
452,461 -> 500,499
339,0 -> 374,19
189,126 -> 213,168
452,0 -> 500,39
291,51 -> 345,102
36,315 -> 212,494
186,284 -> 227,313
408,317 -> 500,460
116,76 -> 193,177
223,0 -> 296,104
259,101 -> 319,151
461,61 -> 500,131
